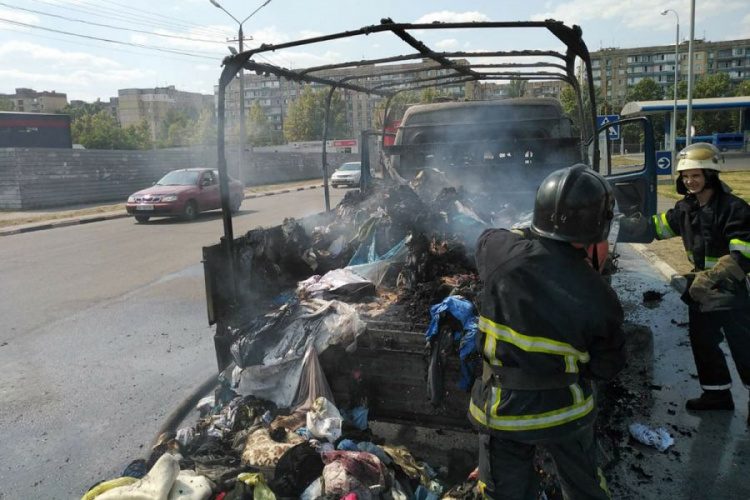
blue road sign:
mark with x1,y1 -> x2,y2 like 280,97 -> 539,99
656,151 -> 672,174
597,114 -> 620,140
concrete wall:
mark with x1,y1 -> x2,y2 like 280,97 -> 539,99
0,147 -> 360,209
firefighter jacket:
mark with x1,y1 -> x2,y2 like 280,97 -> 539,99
652,183 -> 750,273
469,229 -> 626,441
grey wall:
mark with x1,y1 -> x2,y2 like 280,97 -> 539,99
0,147 -> 360,209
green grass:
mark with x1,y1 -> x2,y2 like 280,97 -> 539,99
657,171 -> 750,202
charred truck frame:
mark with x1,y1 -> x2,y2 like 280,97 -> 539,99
204,19 -> 657,430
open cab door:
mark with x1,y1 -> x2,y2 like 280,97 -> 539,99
592,117 -> 657,243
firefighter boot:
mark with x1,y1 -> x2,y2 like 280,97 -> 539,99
685,390 -> 734,411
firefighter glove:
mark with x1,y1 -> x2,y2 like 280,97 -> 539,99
689,255 -> 746,304
618,213 -> 649,239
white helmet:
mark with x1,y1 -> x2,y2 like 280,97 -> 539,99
676,142 -> 723,173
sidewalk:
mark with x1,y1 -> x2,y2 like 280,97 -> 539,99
0,180 -> 324,237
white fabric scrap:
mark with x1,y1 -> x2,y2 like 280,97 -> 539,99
628,423 -> 675,452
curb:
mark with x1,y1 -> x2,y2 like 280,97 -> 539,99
0,183 -> 325,237
627,242 -> 681,286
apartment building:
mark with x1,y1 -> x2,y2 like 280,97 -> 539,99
218,59 -> 471,139
0,88 -> 68,113
118,86 -> 214,139
590,37 -> 750,107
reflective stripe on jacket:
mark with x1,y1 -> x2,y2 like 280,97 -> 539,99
470,229 -> 625,441
651,186 -> 750,273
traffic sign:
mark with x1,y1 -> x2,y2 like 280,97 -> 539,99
597,115 -> 620,141
656,151 -> 672,174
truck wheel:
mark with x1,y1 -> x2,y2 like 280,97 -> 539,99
182,201 -> 197,221
134,215 -> 150,223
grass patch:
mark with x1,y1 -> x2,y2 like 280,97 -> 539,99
657,171 -> 750,202
0,204 -> 126,229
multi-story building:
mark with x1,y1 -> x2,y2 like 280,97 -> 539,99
524,80 -> 568,100
589,37 -> 750,108
217,59 -> 472,140
0,88 -> 68,113
118,86 -> 214,139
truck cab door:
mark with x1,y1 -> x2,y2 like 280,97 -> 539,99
591,117 -> 657,243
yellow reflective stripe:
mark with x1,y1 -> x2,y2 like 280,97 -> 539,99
510,228 -> 525,236
652,213 -> 676,240
491,386 -> 502,415
565,355 -> 578,373
469,395 -> 594,431
484,334 -> 502,367
730,239 -> 750,259
479,317 -> 590,363
570,383 -> 584,404
705,256 -> 719,269
598,468 -> 611,499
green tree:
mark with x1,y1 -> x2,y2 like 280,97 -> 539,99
736,80 -> 750,97
58,101 -> 102,121
372,91 -> 418,129
0,98 -> 14,111
626,78 -> 664,102
247,100 -> 270,146
506,79 -> 526,98
125,120 -> 153,150
420,88 -> 440,103
283,86 -> 347,142
560,83 -> 602,135
72,111 -> 149,149
191,109 -> 217,146
693,73 -> 734,135
155,109 -> 194,148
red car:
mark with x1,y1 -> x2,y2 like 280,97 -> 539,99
126,168 -> 244,223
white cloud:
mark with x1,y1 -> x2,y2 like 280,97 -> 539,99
436,39 -> 459,49
0,7 -> 40,26
727,13 -> 750,40
531,0 -> 745,30
414,11 -> 491,24
0,67 -> 152,87
299,30 -> 324,39
0,41 -> 120,69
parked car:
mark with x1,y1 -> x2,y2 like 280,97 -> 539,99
125,168 -> 244,223
330,161 -> 363,188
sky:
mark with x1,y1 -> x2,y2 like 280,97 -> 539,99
0,0 -> 748,102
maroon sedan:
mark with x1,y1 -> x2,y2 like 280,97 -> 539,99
126,168 -> 244,223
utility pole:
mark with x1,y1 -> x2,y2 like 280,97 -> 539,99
210,0 -> 273,186
686,0 -> 695,146
661,8 -> 679,183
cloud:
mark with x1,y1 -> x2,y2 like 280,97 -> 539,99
436,39 -> 459,49
299,30 -> 324,39
531,0 -> 745,30
414,11 -> 491,23
0,67 -> 152,86
0,40 -> 120,69
727,13 -> 750,40
0,7 -> 40,26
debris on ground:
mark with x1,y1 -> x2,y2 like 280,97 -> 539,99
628,423 -> 675,452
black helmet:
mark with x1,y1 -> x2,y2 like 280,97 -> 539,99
531,164 -> 615,244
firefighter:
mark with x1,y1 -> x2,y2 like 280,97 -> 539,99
471,164 -> 625,500
623,142 -> 750,416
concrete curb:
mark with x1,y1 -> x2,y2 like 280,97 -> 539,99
627,242 -> 682,286
0,183 -> 325,237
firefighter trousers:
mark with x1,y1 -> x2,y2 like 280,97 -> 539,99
478,422 -> 610,500
689,306 -> 750,391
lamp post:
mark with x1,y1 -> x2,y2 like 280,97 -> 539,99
210,0 -> 272,186
661,8 -> 679,182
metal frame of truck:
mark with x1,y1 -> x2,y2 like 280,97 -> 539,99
204,19 -> 657,428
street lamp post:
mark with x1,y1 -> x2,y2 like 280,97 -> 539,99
210,0 -> 272,186
661,9 -> 679,183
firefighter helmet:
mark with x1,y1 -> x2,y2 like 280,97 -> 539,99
676,142 -> 723,172
531,164 -> 615,244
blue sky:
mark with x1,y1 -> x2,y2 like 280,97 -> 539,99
0,0 -> 748,102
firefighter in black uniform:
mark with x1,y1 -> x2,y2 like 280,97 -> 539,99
624,142 -> 750,417
471,164 -> 625,500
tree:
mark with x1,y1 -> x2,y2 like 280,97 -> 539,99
372,91 -> 418,129
506,79 -> 526,98
560,83 -> 602,135
692,73 -> 734,135
420,88 -> 441,104
283,86 -> 347,142
736,80 -> 750,97
72,110 -> 150,150
191,109 -> 217,146
155,109 -> 194,148
247,100 -> 275,146
0,98 -> 13,111
626,78 -> 664,102
58,101 -> 103,121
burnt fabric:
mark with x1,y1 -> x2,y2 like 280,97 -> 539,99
478,423 -> 609,500
470,229 -> 625,441
268,442 -> 324,498
241,428 -> 305,467
381,446 -> 429,487
321,451 -> 389,498
651,186 -> 750,391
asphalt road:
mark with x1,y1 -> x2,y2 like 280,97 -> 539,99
0,188 -> 346,499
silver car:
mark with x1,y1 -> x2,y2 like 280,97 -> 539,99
331,161 -> 362,188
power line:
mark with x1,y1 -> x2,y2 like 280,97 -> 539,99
0,17 -> 225,60
0,2 -> 229,44
25,0 -> 233,41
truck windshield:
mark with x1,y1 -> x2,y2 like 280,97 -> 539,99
338,163 -> 360,171
156,171 -> 200,186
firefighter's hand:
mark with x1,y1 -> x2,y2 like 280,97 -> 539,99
688,271 -> 716,303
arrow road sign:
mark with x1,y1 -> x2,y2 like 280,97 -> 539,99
656,151 -> 672,174
597,115 -> 620,141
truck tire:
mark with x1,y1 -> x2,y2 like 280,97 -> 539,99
182,200 -> 198,221
134,215 -> 150,223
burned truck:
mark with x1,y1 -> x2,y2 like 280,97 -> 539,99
202,20 -> 657,438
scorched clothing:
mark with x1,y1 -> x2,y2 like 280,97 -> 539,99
469,229 -> 626,442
